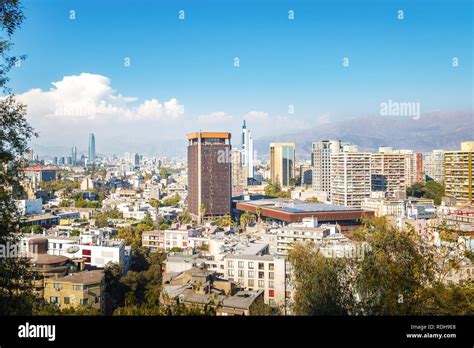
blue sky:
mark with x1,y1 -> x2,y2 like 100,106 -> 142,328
7,0 -> 473,154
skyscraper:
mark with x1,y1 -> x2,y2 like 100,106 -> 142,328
270,142 -> 295,187
331,146 -> 371,208
241,120 -> 254,181
88,133 -> 96,165
187,131 -> 232,221
424,150 -> 444,183
71,146 -> 77,165
371,147 -> 408,197
311,140 -> 349,198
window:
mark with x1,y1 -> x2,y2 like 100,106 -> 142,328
248,270 -> 254,278
248,279 -> 254,287
268,281 -> 274,289
258,271 -> 264,279
238,278 -> 244,285
228,270 -> 234,277
269,272 -> 274,280
269,263 -> 274,271
73,285 -> 84,291
50,296 -> 59,304
258,280 -> 264,288
238,261 -> 244,269
269,289 -> 275,298
80,299 -> 88,305
227,261 -> 234,268
238,270 -> 244,277
53,283 -> 62,290
64,297 -> 70,304
269,299 -> 276,307
248,262 -> 254,269
258,263 -> 264,270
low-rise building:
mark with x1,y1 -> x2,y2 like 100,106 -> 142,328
43,270 -> 105,312
142,230 -> 165,251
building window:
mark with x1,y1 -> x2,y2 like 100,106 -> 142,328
248,279 -> 254,287
238,278 -> 244,285
269,289 -> 275,298
238,261 -> 244,269
258,271 -> 264,279
227,261 -> 234,268
269,263 -> 274,271
269,272 -> 274,280
269,299 -> 276,307
258,263 -> 264,270
238,270 -> 244,277
53,283 -> 62,290
258,280 -> 264,288
50,296 -> 59,304
248,270 -> 254,278
64,297 -> 70,304
80,299 -> 88,305
228,270 -> 234,277
73,285 -> 84,291
269,281 -> 274,289
248,262 -> 254,269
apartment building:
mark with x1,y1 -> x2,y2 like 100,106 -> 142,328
43,270 -> 104,312
164,224 -> 205,250
361,196 -> 436,219
370,148 -> 407,197
142,230 -> 165,251
330,148 -> 372,208
424,150 -> 444,183
444,142 -> 474,204
223,254 -> 286,310
269,218 -> 334,256
311,140 -> 348,198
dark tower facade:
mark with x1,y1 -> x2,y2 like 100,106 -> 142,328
187,132 -> 232,221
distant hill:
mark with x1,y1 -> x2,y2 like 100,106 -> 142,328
255,110 -> 474,158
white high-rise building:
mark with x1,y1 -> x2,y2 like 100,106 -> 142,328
331,146 -> 372,208
242,120 -> 254,181
424,150 -> 444,183
312,140 -> 350,199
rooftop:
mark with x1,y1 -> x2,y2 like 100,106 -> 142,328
56,270 -> 104,284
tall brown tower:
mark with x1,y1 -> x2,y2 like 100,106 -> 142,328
187,132 -> 232,221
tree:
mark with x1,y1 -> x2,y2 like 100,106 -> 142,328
239,211 -> 255,230
0,0 -> 38,315
305,197 -> 319,203
216,214 -> 232,227
407,180 -> 444,205
288,217 -> 474,316
288,242 -> 354,315
142,212 -> 154,227
177,209 -> 192,224
255,207 -> 262,223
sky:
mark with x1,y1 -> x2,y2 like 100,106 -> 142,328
7,0 -> 473,156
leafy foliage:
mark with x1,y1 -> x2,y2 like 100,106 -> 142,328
407,180 -> 444,205
289,217 -> 473,316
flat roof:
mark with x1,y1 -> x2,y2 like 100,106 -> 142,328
187,131 -> 231,140
236,198 -> 373,223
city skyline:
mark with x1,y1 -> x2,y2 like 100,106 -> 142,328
7,0 -> 473,155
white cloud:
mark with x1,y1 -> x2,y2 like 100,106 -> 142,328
198,111 -> 233,124
244,110 -> 310,136
17,73 -> 183,122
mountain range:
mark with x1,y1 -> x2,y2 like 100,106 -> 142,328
254,110 -> 474,158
